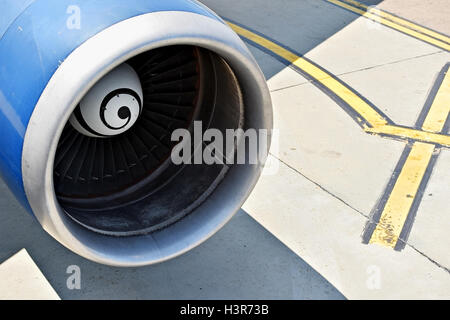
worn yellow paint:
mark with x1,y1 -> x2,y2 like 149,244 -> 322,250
228,22 -> 389,127
229,21 -> 450,148
369,68 -> 450,248
422,69 -> 450,133
339,0 -> 450,46
292,59 -> 390,127
367,125 -> 450,148
228,21 -> 450,249
325,0 -> 450,51
369,142 -> 435,247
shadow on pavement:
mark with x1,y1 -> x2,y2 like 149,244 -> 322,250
201,0 -> 383,79
0,179 -> 344,299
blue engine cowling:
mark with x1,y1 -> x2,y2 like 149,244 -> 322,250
0,0 -> 272,266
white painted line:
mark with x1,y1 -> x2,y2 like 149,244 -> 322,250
0,249 -> 60,300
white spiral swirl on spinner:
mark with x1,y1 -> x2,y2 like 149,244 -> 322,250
69,63 -> 143,138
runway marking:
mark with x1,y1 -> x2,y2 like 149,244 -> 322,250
229,21 -> 389,128
337,0 -> 450,46
228,21 -> 450,147
367,143 -> 437,248
324,0 -> 450,52
336,0 -> 450,46
227,20 -> 450,250
366,125 -> 450,147
365,64 -> 450,249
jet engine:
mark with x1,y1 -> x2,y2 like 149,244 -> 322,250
0,0 -> 272,266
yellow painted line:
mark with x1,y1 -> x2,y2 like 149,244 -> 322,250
340,0 -> 450,45
228,22 -> 389,128
367,125 -> 450,148
369,67 -> 450,248
369,142 -> 435,247
229,21 -> 450,249
325,0 -> 450,51
229,21 -> 450,148
422,68 -> 450,133
368,68 -> 450,146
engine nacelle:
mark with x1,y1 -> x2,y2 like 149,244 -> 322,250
0,0 -> 272,266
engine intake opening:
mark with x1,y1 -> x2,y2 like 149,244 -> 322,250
53,45 -> 244,236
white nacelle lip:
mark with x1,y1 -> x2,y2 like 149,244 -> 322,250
22,11 -> 272,267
